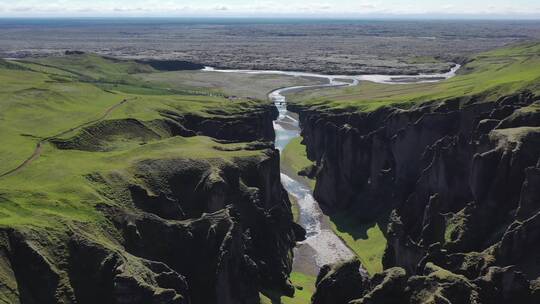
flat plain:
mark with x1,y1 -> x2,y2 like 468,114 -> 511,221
2,19 -> 540,74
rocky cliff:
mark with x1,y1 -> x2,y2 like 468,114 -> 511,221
290,91 -> 540,303
0,104 -> 304,304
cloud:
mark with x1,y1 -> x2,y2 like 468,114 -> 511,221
358,2 -> 377,9
113,7 -> 147,12
214,6 -> 229,11
11,7 -> 33,12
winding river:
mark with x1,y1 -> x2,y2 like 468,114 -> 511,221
205,65 -> 460,274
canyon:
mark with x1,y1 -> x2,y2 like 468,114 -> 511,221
0,40 -> 539,304
285,44 -> 540,303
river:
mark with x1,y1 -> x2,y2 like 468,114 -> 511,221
204,65 -> 460,274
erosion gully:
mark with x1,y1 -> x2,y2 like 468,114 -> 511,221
205,66 -> 460,275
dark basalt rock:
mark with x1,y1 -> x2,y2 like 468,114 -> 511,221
349,267 -> 407,304
311,258 -> 369,304
136,59 -> 205,71
293,91 -> 540,303
65,50 -> 85,55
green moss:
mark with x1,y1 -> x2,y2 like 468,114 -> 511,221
289,194 -> 300,223
444,211 -> 467,244
289,42 -> 540,112
425,262 -> 471,284
260,272 -> 316,304
260,293 -> 274,304
282,272 -> 317,304
328,212 -> 387,275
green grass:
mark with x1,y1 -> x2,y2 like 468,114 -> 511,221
260,293 -> 274,304
0,136 -> 260,229
0,53 -> 310,232
281,136 -> 315,225
281,137 -> 316,190
282,272 -> 317,304
26,53 -> 155,82
328,212 -> 387,275
0,55 -> 274,174
289,42 -> 540,112
261,272 -> 316,304
289,194 -> 300,223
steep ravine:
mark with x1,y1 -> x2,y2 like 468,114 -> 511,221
208,66 -> 461,282
289,91 -> 540,303
0,104 -> 305,304
271,86 -> 357,277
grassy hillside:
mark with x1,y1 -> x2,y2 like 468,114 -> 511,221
288,42 -> 540,112
0,53 -> 319,231
281,137 -> 316,190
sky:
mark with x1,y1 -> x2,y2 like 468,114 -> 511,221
0,0 -> 539,19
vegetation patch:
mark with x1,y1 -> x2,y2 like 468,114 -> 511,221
288,42 -> 540,113
282,272 -> 317,304
329,212 -> 387,275
281,137 -> 316,190
261,272 -> 317,304
0,53 -> 304,232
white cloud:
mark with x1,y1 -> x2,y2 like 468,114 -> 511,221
11,7 -> 33,12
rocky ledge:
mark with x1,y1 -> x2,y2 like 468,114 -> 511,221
290,91 -> 540,303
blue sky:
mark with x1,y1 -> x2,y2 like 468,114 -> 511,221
0,0 -> 539,18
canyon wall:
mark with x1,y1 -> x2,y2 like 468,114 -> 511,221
290,91 -> 540,303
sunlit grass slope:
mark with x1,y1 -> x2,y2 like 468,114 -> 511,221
0,53 -> 308,231
281,137 -> 316,190
260,272 -> 317,304
289,42 -> 540,112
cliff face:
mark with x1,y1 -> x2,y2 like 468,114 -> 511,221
160,104 -> 279,143
290,91 -> 540,303
0,105 -> 304,304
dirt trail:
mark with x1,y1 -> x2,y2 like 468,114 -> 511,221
0,98 -> 134,179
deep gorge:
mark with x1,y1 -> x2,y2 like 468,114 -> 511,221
1,41 -> 539,304
288,90 -> 540,303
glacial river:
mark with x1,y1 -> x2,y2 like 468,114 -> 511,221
205,65 -> 460,274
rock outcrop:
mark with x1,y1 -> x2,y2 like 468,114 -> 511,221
311,259 -> 369,304
53,104 -> 278,152
290,92 -> 540,303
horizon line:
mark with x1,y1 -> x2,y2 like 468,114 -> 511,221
0,15 -> 539,21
